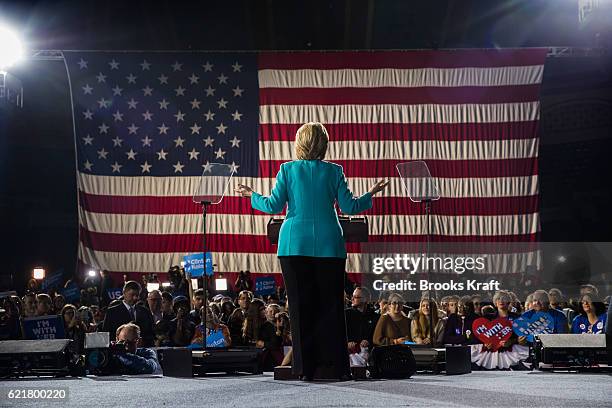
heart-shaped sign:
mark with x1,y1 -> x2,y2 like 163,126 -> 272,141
471,317 -> 513,351
512,312 -> 554,342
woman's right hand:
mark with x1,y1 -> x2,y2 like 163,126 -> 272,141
368,179 -> 390,196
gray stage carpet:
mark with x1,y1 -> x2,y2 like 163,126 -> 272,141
1,371 -> 611,408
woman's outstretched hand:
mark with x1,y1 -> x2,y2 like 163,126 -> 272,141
235,184 -> 253,197
368,179 -> 390,196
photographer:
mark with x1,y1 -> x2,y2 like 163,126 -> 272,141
168,296 -> 195,346
112,323 -> 162,375
168,266 -> 188,297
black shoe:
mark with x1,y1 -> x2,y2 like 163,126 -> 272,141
299,374 -> 314,381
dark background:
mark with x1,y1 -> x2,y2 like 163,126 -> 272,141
1,0 -> 611,291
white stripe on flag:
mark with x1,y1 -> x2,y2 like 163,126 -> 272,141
78,173 -> 539,198
258,102 -> 539,124
258,65 -> 545,88
259,139 -> 539,161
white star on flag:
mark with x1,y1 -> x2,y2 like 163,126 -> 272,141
142,110 -> 153,121
172,61 -> 183,71
175,86 -> 186,96
82,134 -> 94,145
204,110 -> 215,121
231,62 -> 242,72
205,86 -> 215,96
112,85 -> 123,96
217,73 -> 228,84
140,60 -> 151,70
158,74 -> 168,84
230,136 -> 241,148
83,110 -> 93,120
231,110 -> 243,121
158,99 -> 170,110
96,72 -> 107,83
111,161 -> 123,173
173,161 -> 185,173
174,136 -> 185,147
98,123 -> 109,134
112,136 -> 123,147
84,160 -> 93,170
190,123 -> 202,134
203,135 -> 214,147
158,123 -> 169,134
217,98 -> 228,109
127,124 -> 139,134
140,161 -> 152,173
188,74 -> 199,84
113,110 -> 124,121
126,73 -> 137,84
216,123 -> 227,134
202,161 -> 213,172
77,58 -> 88,69
126,149 -> 138,160
232,86 -> 244,97
109,59 -> 120,70
188,148 -> 200,160
141,136 -> 153,147
82,84 -> 93,94
202,62 -> 213,72
142,85 -> 153,96
127,98 -> 139,109
97,148 -> 109,159
190,99 -> 201,109
174,111 -> 186,122
157,149 -> 168,160
214,148 -> 226,159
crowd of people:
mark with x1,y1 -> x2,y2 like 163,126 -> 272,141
1,267 -> 610,374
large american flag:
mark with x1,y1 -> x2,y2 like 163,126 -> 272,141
64,49 -> 547,280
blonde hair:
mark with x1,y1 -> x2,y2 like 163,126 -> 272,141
295,122 -> 329,160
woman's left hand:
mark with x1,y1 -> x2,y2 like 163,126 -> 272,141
235,184 -> 253,197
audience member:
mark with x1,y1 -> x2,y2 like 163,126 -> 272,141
36,293 -> 53,316
242,298 -> 266,346
443,295 -> 478,345
521,290 -> 568,334
372,293 -> 411,346
147,290 -> 163,323
345,287 -> 379,353
61,304 -> 87,353
189,289 -> 205,326
191,305 -> 231,348
22,293 -> 37,318
168,295 -> 195,346
411,298 -> 446,346
571,293 -> 607,334
160,291 -> 175,321
229,290 -> 252,346
100,280 -> 154,346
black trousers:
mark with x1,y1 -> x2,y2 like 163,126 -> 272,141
279,256 -> 350,378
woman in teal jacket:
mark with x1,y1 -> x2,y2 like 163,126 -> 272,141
236,122 -> 388,380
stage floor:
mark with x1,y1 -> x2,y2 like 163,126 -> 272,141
1,370 -> 611,408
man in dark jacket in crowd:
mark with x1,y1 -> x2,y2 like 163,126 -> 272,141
345,287 -> 379,352
100,281 -> 154,346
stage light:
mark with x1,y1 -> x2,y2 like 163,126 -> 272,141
0,24 -> 23,70
161,282 -> 171,287
32,267 -> 45,280
191,278 -> 199,290
215,278 -> 228,291
147,282 -> 160,292
88,270 -> 97,277
558,255 -> 567,263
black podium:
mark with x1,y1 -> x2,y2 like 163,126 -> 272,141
266,215 -> 369,244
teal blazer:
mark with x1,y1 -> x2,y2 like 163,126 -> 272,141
251,160 -> 372,258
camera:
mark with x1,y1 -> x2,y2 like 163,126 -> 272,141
84,333 -> 129,375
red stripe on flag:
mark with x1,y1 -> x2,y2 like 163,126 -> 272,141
259,122 -> 540,142
79,192 -> 539,216
259,85 -> 542,106
260,159 -> 537,179
79,228 -> 538,254
258,49 -> 548,69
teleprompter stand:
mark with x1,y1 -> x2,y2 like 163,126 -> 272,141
191,163 -> 262,374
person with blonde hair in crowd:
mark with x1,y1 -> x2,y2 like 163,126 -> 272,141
372,293 -> 411,346
411,298 -> 446,346
236,122 -> 389,381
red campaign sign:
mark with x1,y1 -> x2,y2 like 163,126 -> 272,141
472,317 -> 513,351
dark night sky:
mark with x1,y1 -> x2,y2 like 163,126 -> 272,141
0,0 -> 611,290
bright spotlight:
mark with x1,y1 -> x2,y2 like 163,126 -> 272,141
147,282 -> 160,292
215,278 -> 228,291
88,270 -> 97,277
0,25 -> 24,70
33,267 -> 45,280
558,255 -> 567,263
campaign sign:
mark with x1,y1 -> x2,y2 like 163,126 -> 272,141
107,288 -> 123,300
41,269 -> 64,291
183,252 -> 213,277
206,329 -> 226,348
512,312 -> 554,342
472,317 -> 513,351
60,282 -> 81,302
254,276 -> 276,296
22,315 -> 66,340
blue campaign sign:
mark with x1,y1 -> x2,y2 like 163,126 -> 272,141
183,252 -> 213,277
22,315 -> 66,340
41,269 -> 64,291
60,282 -> 81,303
107,288 -> 123,300
207,329 -> 226,348
254,276 -> 276,296
512,312 -> 554,342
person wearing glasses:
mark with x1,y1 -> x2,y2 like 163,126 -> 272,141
113,323 -> 162,375
346,287 -> 379,367
373,293 -> 412,346
236,122 -> 389,381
